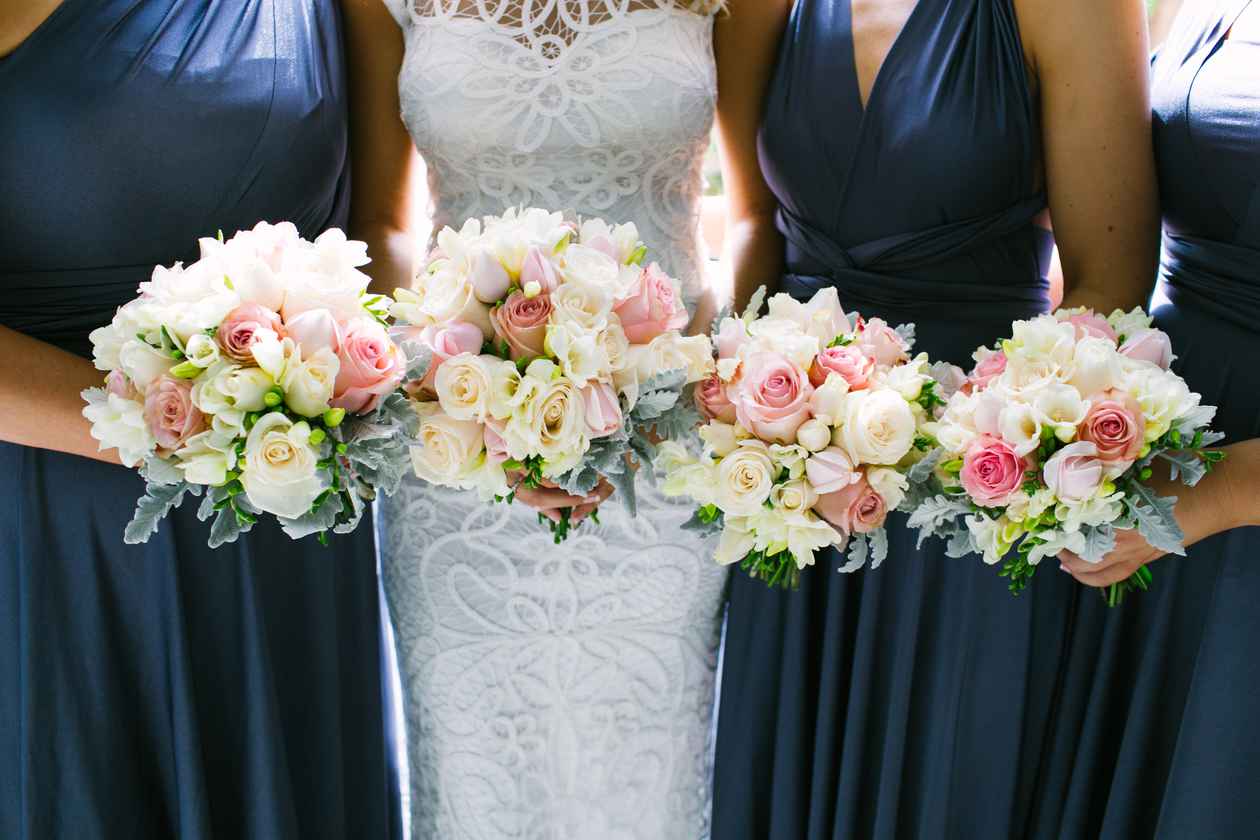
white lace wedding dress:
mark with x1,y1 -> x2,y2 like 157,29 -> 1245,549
377,2 -> 728,838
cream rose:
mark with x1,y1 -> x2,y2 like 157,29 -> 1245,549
240,413 -> 326,519
411,404 -> 486,486
840,388 -> 917,466
434,352 -> 496,422
716,441 -> 776,516
194,364 -> 274,415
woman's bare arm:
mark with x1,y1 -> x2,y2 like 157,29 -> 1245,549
1019,0 -> 1160,314
713,0 -> 791,312
342,0 -> 418,297
0,326 -> 119,463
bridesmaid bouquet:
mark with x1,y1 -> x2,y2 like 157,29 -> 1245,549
83,222 -> 428,547
660,287 -> 941,589
907,308 -> 1224,605
392,207 -> 712,541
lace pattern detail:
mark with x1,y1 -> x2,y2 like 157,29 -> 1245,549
383,3 -> 726,837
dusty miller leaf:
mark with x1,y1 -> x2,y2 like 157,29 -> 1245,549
681,508 -> 724,536
838,533 -> 869,573
906,494 -> 972,548
1157,449 -> 1210,487
869,528 -> 889,570
1126,482 -> 1185,556
605,461 -> 639,518
1078,523 -> 1118,564
281,492 -> 346,540
125,480 -> 200,544
907,448 -> 943,487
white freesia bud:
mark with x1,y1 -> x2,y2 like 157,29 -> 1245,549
175,432 -> 234,486
240,414 -> 325,519
469,249 -> 512,303
808,373 -> 849,422
119,339 -> 174,390
997,402 -> 1042,456
796,418 -> 833,453
699,421 -> 741,457
523,281 -> 542,298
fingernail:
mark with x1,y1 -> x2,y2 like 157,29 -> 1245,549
1059,564 -> 1068,572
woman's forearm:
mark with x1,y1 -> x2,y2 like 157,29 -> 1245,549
725,212 -> 784,312
358,223 -> 417,297
1211,439 -> 1260,530
0,326 -> 120,463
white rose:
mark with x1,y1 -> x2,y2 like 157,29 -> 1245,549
1032,383 -> 1090,442
560,244 -> 625,296
119,339 -> 175,390
545,322 -> 610,385
281,347 -> 339,417
1069,335 -> 1124,396
81,387 -> 155,467
278,228 -> 372,322
551,282 -> 614,332
504,373 -> 588,471
772,479 -> 819,516
626,332 -> 715,384
435,353 -> 496,421
867,467 -> 909,511
746,317 -> 821,370
240,413 -> 326,519
796,418 -> 833,453
716,440 -> 776,515
407,267 -> 494,338
998,402 -> 1043,456
411,404 -> 485,486
174,431 -> 235,486
840,389 -> 917,466
138,259 -> 241,339
194,364 -> 274,414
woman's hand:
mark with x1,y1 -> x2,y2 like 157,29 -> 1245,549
1059,451 -> 1250,587
510,475 -> 614,524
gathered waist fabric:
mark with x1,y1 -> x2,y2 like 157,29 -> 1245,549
1160,231 -> 1260,330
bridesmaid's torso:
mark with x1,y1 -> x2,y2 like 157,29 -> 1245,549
0,0 -> 349,353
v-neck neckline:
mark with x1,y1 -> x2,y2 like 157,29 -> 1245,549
847,0 -> 927,114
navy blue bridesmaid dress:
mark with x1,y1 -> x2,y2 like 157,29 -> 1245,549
713,2 -> 1077,838
1029,3 -> 1260,837
0,2 -> 401,837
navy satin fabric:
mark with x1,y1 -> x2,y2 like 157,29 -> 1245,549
712,3 -> 1079,839
1029,3 -> 1260,837
0,2 -> 401,837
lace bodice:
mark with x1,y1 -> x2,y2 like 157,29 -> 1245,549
381,4 -> 728,839
388,0 -> 719,304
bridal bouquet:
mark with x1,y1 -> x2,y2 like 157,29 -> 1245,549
659,287 -> 941,589
83,222 -> 427,547
907,308 -> 1224,605
393,207 -> 711,541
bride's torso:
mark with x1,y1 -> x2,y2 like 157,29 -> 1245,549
381,4 -> 727,838
391,0 -> 718,302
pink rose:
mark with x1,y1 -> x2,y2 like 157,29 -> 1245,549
695,374 -> 738,424
960,434 -> 1027,507
810,345 -> 874,389
815,477 -> 887,536
968,350 -> 1007,392
519,246 -> 560,293
469,250 -> 512,303
1066,312 -> 1118,343
581,382 -> 623,438
106,370 -> 141,401
1119,328 -> 1173,370
414,320 -> 484,394
805,447 -> 861,495
217,302 -> 285,363
1079,392 -> 1144,463
285,308 -> 342,357
492,291 -> 553,360
730,352 -> 814,443
855,318 -> 910,367
484,420 -> 510,466
613,262 -> 689,344
716,317 -> 750,360
1043,441 -> 1104,503
332,318 -> 406,414
144,375 -> 206,452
